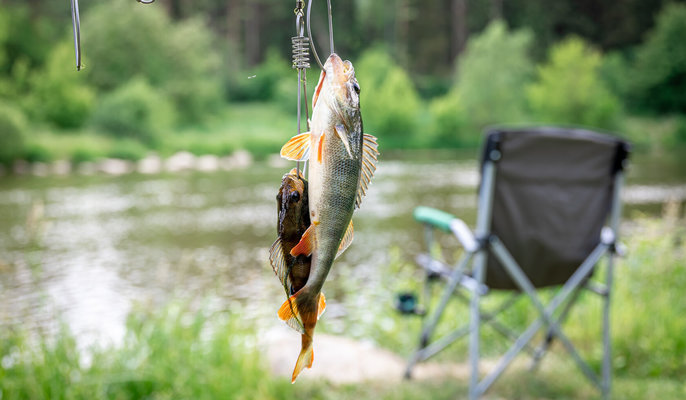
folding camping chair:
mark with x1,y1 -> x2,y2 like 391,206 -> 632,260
402,127 -> 630,399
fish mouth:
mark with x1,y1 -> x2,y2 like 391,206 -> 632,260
323,53 -> 357,120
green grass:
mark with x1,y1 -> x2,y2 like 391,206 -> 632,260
1,217 -> 684,399
20,102 -> 296,164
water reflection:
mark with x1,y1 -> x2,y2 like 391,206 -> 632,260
0,153 -> 684,345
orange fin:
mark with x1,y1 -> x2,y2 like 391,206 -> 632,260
291,343 -> 314,383
317,292 -> 326,320
335,221 -> 353,259
317,132 -> 325,163
278,292 -> 305,334
312,69 -> 326,110
290,224 -> 315,257
281,132 -> 311,161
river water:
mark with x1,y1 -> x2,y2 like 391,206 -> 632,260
0,150 -> 684,346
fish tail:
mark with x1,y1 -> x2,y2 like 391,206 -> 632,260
291,334 -> 314,383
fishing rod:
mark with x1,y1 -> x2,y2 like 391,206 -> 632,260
70,0 -> 155,71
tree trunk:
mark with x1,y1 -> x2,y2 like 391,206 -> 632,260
244,0 -> 261,67
451,0 -> 468,59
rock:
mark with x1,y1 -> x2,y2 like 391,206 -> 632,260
12,160 -> 30,175
268,153 -> 290,169
99,158 -> 133,175
232,150 -> 253,168
165,151 -> 196,172
138,154 -> 163,175
31,162 -> 49,177
195,155 -> 220,172
51,160 -> 72,176
77,162 -> 97,175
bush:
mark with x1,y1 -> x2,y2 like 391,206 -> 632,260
27,42 -> 95,129
527,37 -> 621,129
228,49 -> 290,102
0,102 -> 27,165
356,47 -> 420,147
428,92 -> 470,147
108,139 -> 148,161
91,77 -> 174,144
454,21 -> 534,133
83,1 -> 223,124
628,3 -> 686,114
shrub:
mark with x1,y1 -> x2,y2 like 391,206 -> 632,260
228,49 -> 290,102
454,21 -> 534,134
83,1 -> 223,124
0,102 -> 27,165
91,77 -> 174,144
108,139 -> 148,161
356,47 -> 420,147
27,42 -> 95,129
428,92 -> 470,147
628,3 -> 686,114
527,37 -> 621,129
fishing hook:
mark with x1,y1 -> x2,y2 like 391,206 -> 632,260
70,0 -> 81,71
306,0 -> 335,71
137,0 -> 155,3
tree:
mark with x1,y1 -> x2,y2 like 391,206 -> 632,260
527,37 -> 620,129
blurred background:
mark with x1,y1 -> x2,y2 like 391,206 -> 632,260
0,0 -> 685,399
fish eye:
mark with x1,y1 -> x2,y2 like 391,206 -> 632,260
290,191 -> 300,202
352,82 -> 360,94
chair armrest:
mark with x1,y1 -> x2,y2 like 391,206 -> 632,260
413,206 -> 479,252
413,206 -> 454,233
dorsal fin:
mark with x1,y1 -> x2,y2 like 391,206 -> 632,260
336,221 -> 353,259
355,134 -> 379,208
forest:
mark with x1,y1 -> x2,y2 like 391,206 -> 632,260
1,0 -> 686,164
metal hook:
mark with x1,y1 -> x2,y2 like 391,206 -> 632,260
137,0 -> 155,4
70,0 -> 81,71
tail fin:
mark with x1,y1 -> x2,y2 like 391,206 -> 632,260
291,341 -> 314,383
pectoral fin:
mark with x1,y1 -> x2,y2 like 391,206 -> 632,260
281,132 -> 311,161
355,134 -> 379,208
290,224 -> 316,257
334,124 -> 354,159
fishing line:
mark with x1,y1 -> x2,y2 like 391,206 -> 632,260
306,0 -> 336,71
69,0 -> 155,71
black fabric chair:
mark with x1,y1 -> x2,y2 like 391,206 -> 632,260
404,127 -> 630,400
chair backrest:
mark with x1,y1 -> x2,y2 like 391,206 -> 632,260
480,127 -> 630,290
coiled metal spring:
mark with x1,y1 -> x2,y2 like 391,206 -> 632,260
291,35 -> 311,69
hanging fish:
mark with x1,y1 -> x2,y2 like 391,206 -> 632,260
270,168 -> 312,308
276,53 -> 379,383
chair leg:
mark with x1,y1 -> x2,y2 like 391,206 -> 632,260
469,249 -> 487,400
530,283 -> 585,371
602,253 -> 615,399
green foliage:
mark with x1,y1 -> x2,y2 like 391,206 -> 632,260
454,21 -> 534,132
428,92 -> 470,147
27,42 -> 95,129
628,3 -> 686,113
527,37 -> 621,129
612,217 -> 686,378
356,47 -> 421,146
91,77 -> 174,144
83,0 -> 223,124
107,139 -> 148,161
0,304 -> 294,400
0,102 -> 27,165
228,49 -> 290,102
